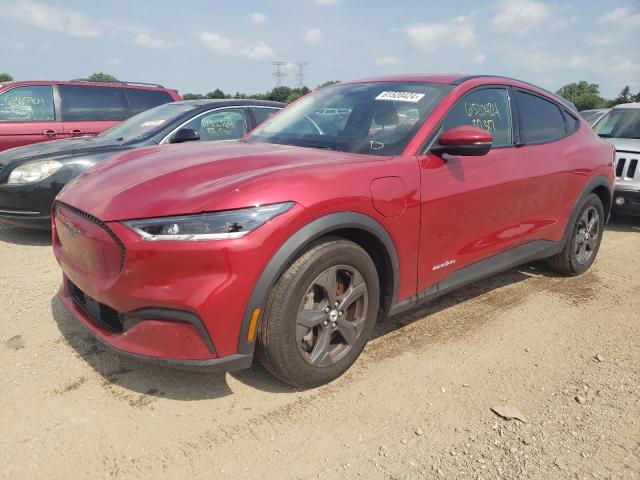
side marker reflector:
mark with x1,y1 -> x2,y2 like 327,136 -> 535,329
247,308 -> 261,343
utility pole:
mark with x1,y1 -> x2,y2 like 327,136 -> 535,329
272,62 -> 287,87
295,61 -> 309,89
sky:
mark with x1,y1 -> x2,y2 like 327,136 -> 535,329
0,0 -> 639,98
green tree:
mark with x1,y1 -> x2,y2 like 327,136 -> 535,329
206,88 -> 226,99
611,86 -> 634,106
182,93 -> 204,100
556,81 -> 606,111
633,91 -> 640,103
317,80 -> 340,89
267,86 -> 293,102
0,72 -> 13,82
86,72 -> 119,83
285,86 -> 311,103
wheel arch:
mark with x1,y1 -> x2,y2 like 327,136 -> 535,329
562,175 -> 612,247
237,212 -> 400,355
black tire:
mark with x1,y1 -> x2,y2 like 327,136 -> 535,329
547,193 -> 605,276
256,238 -> 380,388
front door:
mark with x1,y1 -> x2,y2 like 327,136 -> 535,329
417,86 -> 530,292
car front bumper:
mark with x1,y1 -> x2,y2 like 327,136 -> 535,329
612,189 -> 640,215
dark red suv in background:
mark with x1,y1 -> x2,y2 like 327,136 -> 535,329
53,74 -> 614,387
0,80 -> 181,151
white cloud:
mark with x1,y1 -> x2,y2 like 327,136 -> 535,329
249,13 -> 268,24
311,0 -> 340,6
106,58 -> 123,66
550,14 -> 578,31
599,7 -> 640,28
241,41 -> 275,59
374,56 -> 401,66
7,0 -> 100,37
197,32 -> 233,55
406,16 -> 475,53
305,27 -> 324,45
491,1 -> 555,34
196,32 -> 275,60
471,53 -> 487,65
587,35 -> 619,47
132,33 -> 182,49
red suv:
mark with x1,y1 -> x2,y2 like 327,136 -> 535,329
53,74 -> 614,387
0,80 -> 181,151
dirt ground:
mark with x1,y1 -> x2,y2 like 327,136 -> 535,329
1,216 -> 639,480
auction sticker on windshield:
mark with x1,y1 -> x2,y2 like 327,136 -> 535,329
375,91 -> 426,102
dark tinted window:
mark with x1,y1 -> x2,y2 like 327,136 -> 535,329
563,110 -> 579,133
126,88 -> 173,115
59,85 -> 129,121
182,108 -> 247,141
0,85 -> 55,122
251,107 -> 279,126
516,91 -> 566,143
442,88 -> 513,147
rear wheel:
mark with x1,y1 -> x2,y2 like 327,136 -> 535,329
256,239 -> 380,388
547,193 -> 604,276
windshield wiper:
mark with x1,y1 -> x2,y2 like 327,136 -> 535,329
303,144 -> 334,151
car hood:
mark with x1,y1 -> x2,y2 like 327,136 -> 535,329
57,141 -> 371,222
606,138 -> 640,153
0,136 -> 134,167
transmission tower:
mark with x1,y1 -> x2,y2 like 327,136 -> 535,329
295,61 -> 309,88
272,62 -> 287,87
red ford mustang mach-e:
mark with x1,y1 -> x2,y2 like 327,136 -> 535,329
53,74 -> 614,387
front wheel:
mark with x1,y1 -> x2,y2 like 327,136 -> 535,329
547,193 -> 605,276
256,239 -> 380,388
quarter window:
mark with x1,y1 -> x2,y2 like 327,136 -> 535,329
442,88 -> 513,147
251,107 -> 279,126
182,108 -> 247,141
59,85 -> 129,121
516,91 -> 566,144
0,85 -> 55,122
126,89 -> 174,115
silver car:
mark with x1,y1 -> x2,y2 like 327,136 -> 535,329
593,103 -> 640,215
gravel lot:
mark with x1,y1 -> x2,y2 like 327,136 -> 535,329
1,217 -> 639,479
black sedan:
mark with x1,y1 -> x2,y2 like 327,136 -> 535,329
0,99 -> 284,229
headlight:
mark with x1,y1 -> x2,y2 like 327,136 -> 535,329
123,202 -> 295,241
7,160 -> 64,184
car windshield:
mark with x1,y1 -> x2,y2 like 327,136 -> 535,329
593,108 -> 640,139
246,82 -> 452,156
98,102 -> 199,142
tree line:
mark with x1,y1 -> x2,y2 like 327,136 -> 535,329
556,81 -> 639,111
3,71 -> 637,111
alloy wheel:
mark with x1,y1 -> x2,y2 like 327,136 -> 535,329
573,206 -> 600,265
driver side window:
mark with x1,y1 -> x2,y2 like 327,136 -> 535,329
442,88 -> 513,147
182,108 -> 247,142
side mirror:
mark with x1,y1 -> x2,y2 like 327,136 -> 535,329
170,128 -> 200,144
431,125 -> 493,156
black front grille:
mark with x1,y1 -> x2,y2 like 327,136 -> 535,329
628,159 -> 638,179
54,201 -> 126,272
70,281 -> 124,333
616,158 -> 626,178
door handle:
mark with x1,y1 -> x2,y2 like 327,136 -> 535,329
42,129 -> 58,137
69,129 -> 84,136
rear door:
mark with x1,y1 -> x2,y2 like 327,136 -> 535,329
0,84 -> 60,150
513,89 -> 582,242
59,84 -> 130,138
418,86 -> 529,291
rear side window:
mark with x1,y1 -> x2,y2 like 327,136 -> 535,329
251,107 -> 279,126
0,85 -> 55,122
516,91 -> 566,144
563,110 -> 580,134
442,88 -> 513,147
59,85 -> 129,121
182,108 -> 247,141
126,89 -> 174,115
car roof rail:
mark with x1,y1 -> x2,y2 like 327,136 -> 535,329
452,75 -> 578,112
70,79 -> 165,88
